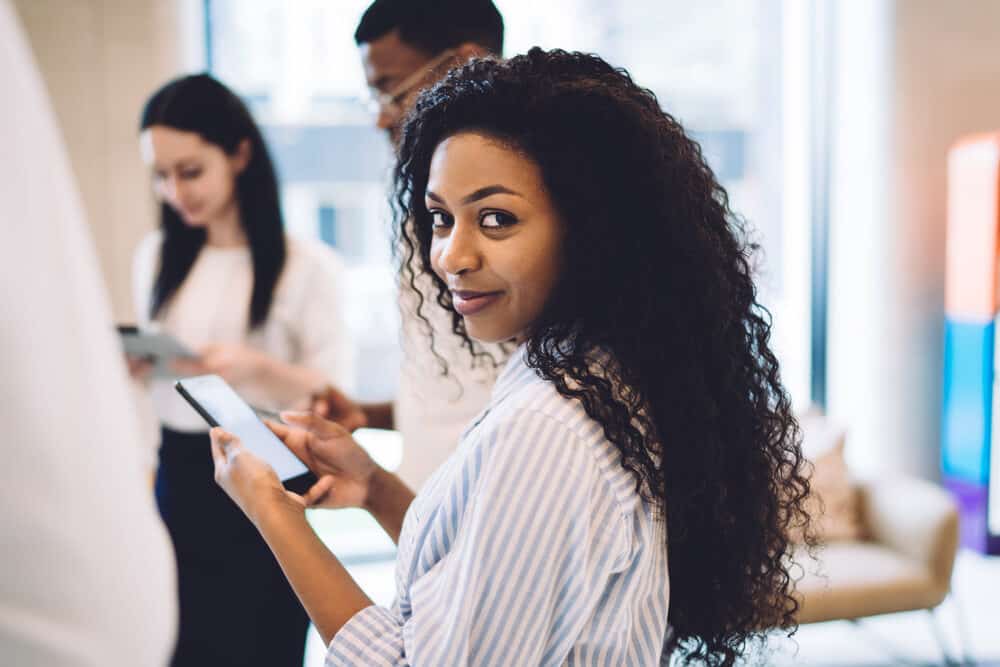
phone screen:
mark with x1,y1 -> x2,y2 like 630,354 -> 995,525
175,375 -> 310,482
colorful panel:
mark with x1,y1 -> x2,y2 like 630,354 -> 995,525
944,476 -> 990,552
942,319 -> 993,484
945,134 -> 1000,320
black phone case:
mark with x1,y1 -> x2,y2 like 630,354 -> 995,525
283,471 -> 318,496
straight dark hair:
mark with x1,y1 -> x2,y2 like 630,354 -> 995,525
140,73 -> 285,329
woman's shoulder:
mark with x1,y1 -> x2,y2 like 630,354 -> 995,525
282,236 -> 345,294
496,350 -> 619,439
491,372 -> 637,496
283,235 -> 346,281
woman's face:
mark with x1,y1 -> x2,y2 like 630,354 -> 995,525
140,125 -> 247,227
426,132 -> 564,344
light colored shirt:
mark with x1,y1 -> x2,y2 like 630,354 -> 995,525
0,0 -> 176,662
328,346 -> 671,665
133,231 -> 354,431
394,271 -> 506,490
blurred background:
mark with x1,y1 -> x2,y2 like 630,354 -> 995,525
8,0 -> 1000,664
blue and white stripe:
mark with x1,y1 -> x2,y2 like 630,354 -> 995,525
327,345 -> 670,666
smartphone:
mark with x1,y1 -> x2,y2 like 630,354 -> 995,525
175,375 -> 316,495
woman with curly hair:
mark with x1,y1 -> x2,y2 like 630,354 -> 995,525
208,48 -> 812,666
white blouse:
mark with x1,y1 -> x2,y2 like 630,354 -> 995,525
132,231 -> 354,432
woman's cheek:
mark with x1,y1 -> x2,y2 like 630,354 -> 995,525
429,244 -> 445,279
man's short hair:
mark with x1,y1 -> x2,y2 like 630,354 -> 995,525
355,0 -> 504,56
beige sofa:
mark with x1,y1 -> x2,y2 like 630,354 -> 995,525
793,474 -> 960,624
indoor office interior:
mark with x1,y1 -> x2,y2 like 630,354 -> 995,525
3,0 -> 1000,665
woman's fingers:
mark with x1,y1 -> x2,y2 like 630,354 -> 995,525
171,356 -> 203,376
209,432 -> 226,469
280,410 -> 348,439
279,410 -> 316,428
210,428 -> 239,462
264,418 -> 291,439
264,419 -> 311,464
302,475 -> 336,507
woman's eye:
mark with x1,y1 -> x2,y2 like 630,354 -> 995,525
179,169 -> 202,180
429,211 -> 452,228
481,212 -> 516,229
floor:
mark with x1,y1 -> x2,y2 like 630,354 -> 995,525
301,550 -> 999,666
765,550 -> 1000,665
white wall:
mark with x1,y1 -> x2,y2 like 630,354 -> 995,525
828,0 -> 1000,478
12,0 -> 204,322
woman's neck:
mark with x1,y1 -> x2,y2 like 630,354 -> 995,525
205,202 -> 247,248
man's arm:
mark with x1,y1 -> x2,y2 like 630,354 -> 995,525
361,401 -> 394,430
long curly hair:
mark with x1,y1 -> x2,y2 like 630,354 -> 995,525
393,48 -> 813,665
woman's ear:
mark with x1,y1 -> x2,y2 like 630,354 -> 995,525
232,138 -> 253,174
455,42 -> 489,62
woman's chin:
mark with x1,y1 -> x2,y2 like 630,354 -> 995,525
180,215 -> 208,227
464,322 -> 522,346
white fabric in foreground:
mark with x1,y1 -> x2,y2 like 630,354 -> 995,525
0,1 -> 177,663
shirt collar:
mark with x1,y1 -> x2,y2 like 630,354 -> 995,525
490,343 -> 532,406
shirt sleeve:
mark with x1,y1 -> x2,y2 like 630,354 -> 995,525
327,409 -> 633,666
295,241 -> 356,393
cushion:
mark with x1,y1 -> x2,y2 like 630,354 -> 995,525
792,411 -> 864,543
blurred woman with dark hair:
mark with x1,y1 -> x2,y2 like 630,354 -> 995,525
132,73 -> 353,666
207,51 -> 812,666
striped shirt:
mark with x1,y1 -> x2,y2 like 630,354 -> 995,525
327,345 -> 671,666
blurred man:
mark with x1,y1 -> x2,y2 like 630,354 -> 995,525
0,1 -> 176,663
314,0 -> 506,489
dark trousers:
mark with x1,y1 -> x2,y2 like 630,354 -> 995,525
156,428 -> 309,667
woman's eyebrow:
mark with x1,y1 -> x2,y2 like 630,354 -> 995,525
426,185 -> 524,205
461,185 -> 522,204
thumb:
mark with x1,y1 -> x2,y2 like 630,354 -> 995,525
209,427 -> 240,465
284,491 -> 307,509
280,410 -> 314,426
302,475 -> 336,507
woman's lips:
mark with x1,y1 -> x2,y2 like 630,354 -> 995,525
452,290 -> 503,316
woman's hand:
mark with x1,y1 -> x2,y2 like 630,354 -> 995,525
174,343 -> 267,383
125,355 -> 154,382
310,385 -> 368,432
265,412 -> 378,511
209,427 -> 304,525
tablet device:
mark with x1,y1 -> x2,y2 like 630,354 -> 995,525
174,374 -> 316,495
118,325 -> 195,377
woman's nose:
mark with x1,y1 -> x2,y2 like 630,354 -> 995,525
437,222 -> 482,276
